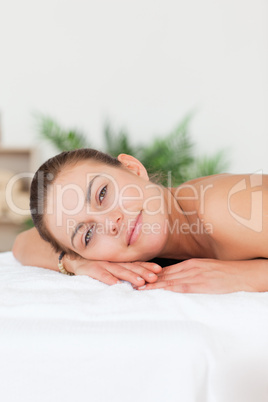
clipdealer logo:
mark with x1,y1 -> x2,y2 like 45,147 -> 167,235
227,172 -> 263,232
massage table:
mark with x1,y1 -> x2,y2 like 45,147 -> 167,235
0,251 -> 268,402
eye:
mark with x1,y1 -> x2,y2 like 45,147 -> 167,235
99,185 -> 107,204
85,226 -> 94,246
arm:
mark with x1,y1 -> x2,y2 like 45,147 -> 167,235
13,228 -> 59,271
12,228 -> 161,286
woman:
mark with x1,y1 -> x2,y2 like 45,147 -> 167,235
13,148 -> 268,293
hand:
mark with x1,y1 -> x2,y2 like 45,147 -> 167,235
136,258 -> 261,294
64,255 -> 162,287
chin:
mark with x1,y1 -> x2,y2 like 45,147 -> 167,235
135,236 -> 165,261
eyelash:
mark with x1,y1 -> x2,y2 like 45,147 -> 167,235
85,185 -> 108,246
99,185 -> 107,203
85,226 -> 94,246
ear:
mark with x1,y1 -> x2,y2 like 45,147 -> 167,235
117,154 -> 149,180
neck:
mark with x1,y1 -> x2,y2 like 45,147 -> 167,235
157,187 -> 211,260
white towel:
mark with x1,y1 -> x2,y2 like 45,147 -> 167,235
1,251 -> 268,402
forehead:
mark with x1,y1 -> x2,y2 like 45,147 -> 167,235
52,160 -> 126,189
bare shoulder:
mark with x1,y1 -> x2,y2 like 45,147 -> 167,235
176,174 -> 268,259
193,173 -> 268,214
183,173 -> 268,192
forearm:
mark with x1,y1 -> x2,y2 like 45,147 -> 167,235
12,228 -> 60,271
240,258 -> 268,292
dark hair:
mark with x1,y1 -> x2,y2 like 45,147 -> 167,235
30,148 -> 122,254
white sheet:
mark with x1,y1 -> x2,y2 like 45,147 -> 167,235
0,251 -> 268,402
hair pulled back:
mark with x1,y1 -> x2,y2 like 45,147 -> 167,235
30,148 -> 121,254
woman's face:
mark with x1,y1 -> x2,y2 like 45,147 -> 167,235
45,155 -> 170,262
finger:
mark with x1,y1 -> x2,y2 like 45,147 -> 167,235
137,280 -> 207,293
75,264 -> 121,286
157,268 -> 202,281
104,263 -> 147,286
161,259 -> 205,275
163,282 -> 233,294
115,262 -> 160,283
136,262 -> 163,273
163,283 -> 211,294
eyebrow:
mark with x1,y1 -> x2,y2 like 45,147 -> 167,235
71,175 -> 100,248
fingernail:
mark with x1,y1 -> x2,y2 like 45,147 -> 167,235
138,285 -> 146,290
148,273 -> 156,278
137,276 -> 144,281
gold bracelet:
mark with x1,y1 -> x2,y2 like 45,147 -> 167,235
58,252 -> 74,276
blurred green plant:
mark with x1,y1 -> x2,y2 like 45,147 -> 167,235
35,113 -> 90,150
22,217 -> 37,231
24,113 -> 229,230
184,150 -> 230,180
35,113 -> 230,186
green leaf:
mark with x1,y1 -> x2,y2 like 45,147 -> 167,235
34,113 -> 90,151
184,149 -> 230,180
138,114 -> 195,186
103,122 -> 137,156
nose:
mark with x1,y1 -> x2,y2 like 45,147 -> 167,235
100,210 -> 123,236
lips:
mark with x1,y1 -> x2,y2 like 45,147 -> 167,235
127,211 -> 142,246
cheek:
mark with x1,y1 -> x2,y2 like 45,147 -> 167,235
63,189 -> 82,210
118,185 -> 144,212
143,187 -> 165,215
81,237 -> 121,261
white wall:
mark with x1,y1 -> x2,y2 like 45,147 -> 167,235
0,0 -> 267,173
